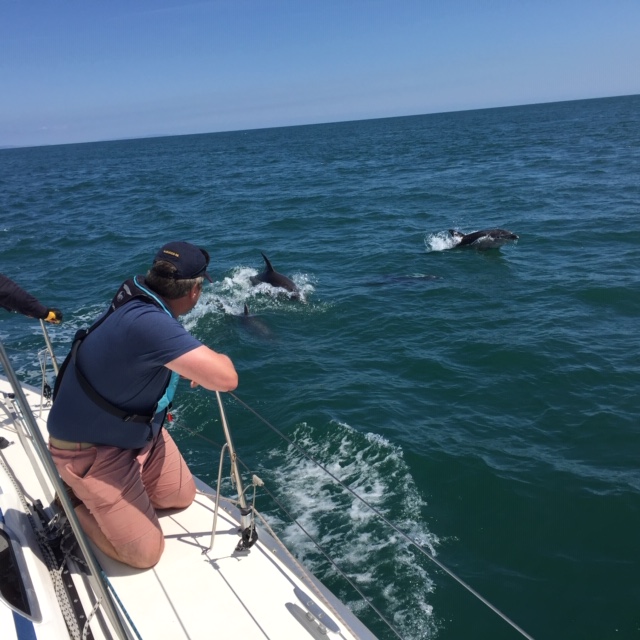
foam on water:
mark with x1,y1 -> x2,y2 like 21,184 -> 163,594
191,265 -> 315,317
261,419 -> 439,639
179,266 -> 319,343
423,231 -> 458,252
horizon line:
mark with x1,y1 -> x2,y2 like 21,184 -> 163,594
2,92 -> 637,152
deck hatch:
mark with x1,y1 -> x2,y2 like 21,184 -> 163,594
0,524 -> 32,618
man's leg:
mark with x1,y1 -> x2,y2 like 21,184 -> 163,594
50,444 -> 165,569
141,428 -> 196,510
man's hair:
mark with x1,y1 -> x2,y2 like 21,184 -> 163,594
146,261 -> 203,299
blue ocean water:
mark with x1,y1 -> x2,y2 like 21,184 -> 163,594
1,95 -> 639,640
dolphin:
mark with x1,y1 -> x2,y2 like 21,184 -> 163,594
239,304 -> 274,339
250,253 -> 300,298
449,228 -> 519,250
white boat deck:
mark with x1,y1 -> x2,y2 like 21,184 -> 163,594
0,376 -> 377,640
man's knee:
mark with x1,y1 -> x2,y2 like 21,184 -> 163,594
176,478 -> 196,508
154,477 -> 196,510
119,530 -> 165,569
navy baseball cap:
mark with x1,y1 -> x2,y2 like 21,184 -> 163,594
154,241 -> 213,283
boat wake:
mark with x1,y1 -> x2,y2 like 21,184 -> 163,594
262,420 -> 439,640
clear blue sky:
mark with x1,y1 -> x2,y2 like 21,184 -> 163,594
2,0 -> 639,148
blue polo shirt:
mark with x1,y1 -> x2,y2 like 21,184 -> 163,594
47,299 -> 201,448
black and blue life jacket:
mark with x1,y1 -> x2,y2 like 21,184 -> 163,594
53,276 -> 179,439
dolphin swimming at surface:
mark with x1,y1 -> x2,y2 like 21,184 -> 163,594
239,304 -> 274,339
250,253 -> 300,298
449,228 -> 519,250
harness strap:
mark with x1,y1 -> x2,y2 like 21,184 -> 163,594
70,338 -> 154,425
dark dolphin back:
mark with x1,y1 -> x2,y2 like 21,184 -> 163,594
458,230 -> 485,245
239,303 -> 274,339
250,253 -> 300,297
448,228 -> 519,251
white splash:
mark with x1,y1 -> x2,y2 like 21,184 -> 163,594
262,420 -> 439,639
182,264 -> 315,330
424,230 -> 458,252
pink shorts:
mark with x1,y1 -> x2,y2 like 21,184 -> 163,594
49,428 -> 196,562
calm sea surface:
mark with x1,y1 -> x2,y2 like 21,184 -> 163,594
1,95 -> 639,640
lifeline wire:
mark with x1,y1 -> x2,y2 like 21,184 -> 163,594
227,391 -> 536,640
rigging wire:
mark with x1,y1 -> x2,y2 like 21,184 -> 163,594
226,391 -> 536,640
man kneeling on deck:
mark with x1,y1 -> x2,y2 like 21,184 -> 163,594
47,241 -> 238,569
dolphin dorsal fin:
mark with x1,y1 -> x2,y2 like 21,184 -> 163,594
261,253 -> 275,272
244,304 -> 249,316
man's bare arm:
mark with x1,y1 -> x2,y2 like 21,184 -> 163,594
166,345 -> 238,391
